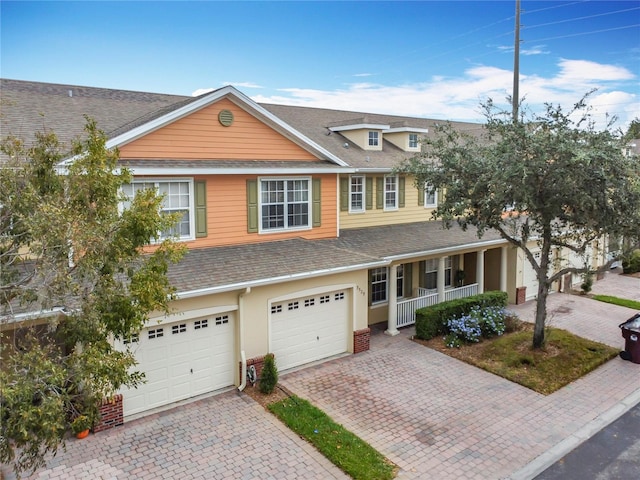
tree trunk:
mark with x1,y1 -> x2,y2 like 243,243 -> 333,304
532,283 -> 548,348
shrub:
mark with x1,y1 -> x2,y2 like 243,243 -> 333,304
258,353 -> 278,394
415,291 -> 508,340
478,306 -> 507,337
581,273 -> 593,294
622,249 -> 640,274
447,314 -> 482,343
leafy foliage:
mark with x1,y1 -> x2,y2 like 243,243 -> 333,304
258,353 -> 279,395
401,95 -> 640,347
415,291 -> 508,340
0,118 -> 185,476
444,306 -> 508,348
622,249 -> 640,274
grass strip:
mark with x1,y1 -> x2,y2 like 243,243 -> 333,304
268,395 -> 396,480
592,295 -> 640,311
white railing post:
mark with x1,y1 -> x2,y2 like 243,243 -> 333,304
386,264 -> 399,336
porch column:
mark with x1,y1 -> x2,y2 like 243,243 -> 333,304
500,246 -> 508,292
437,256 -> 445,303
385,264 -> 399,336
476,249 -> 486,294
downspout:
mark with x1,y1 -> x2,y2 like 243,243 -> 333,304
237,287 -> 251,391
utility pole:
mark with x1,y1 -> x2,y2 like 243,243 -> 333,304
512,0 -> 521,122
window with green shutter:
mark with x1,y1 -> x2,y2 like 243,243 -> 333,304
195,180 -> 207,238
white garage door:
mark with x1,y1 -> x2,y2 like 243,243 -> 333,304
271,289 -> 349,371
121,313 -> 235,417
523,252 -> 540,301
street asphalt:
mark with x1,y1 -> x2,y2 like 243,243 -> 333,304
534,402 -> 640,480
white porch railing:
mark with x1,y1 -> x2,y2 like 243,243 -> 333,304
396,283 -> 479,328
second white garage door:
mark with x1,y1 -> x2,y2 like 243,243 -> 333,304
121,313 -> 235,417
270,289 -> 349,371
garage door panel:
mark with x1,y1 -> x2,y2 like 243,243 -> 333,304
121,313 -> 235,417
271,290 -> 349,371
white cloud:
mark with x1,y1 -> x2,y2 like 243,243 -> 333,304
192,82 -> 263,96
251,58 -> 637,130
353,73 -> 374,77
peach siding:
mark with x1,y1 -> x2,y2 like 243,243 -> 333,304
340,178 -> 435,229
185,174 -> 337,249
119,98 -> 318,161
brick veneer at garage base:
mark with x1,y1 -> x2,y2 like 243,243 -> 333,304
239,331 -> 372,385
95,332 -> 373,432
93,394 -> 124,433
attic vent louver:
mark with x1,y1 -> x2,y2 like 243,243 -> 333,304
218,109 -> 234,127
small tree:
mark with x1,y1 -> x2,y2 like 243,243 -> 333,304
401,95 -> 640,349
258,354 -> 279,394
0,118 -> 185,476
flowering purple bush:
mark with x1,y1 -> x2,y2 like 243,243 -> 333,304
444,306 -> 509,348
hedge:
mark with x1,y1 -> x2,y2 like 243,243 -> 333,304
415,290 -> 508,340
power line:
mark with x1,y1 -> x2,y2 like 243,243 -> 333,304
526,24 -> 640,43
523,6 -> 640,30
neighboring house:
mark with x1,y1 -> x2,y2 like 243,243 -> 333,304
0,79 -> 607,421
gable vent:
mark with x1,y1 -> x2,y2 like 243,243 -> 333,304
218,109 -> 234,127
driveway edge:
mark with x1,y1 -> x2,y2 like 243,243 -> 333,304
508,386 -> 640,480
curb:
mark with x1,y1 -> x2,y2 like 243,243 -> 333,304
508,386 -> 640,480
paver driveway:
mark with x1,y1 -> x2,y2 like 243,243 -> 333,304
280,271 -> 640,479
2,393 -> 346,480
3,271 -> 638,479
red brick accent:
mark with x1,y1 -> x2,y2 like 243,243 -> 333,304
515,287 -> 527,305
94,394 -> 123,433
353,328 -> 371,354
240,355 -> 268,387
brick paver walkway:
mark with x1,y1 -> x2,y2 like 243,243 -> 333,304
3,271 -> 637,480
2,393 -> 346,480
281,271 -> 640,479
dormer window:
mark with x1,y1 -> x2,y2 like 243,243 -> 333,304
368,131 -> 379,147
409,134 -> 418,149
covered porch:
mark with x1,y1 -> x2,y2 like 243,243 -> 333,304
385,246 -> 509,334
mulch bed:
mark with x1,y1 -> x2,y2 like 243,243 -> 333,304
242,383 -> 293,409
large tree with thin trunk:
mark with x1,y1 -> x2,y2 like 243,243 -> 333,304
0,119 -> 184,476
400,97 -> 640,349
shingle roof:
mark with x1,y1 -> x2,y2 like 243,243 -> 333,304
1,79 -> 482,170
167,237 -> 383,294
0,79 -> 189,159
167,222 -> 506,295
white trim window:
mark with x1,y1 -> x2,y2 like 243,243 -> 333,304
424,183 -> 437,208
385,175 -> 398,210
409,133 -> 418,149
370,267 -> 388,304
368,131 -> 379,147
350,175 -> 365,212
260,178 -> 310,231
121,179 -> 194,241
425,257 -> 452,290
396,264 -> 405,299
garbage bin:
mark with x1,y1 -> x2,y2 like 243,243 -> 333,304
619,313 -> 640,364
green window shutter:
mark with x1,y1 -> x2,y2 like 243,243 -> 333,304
399,177 -> 405,208
246,179 -> 258,233
312,178 -> 321,227
194,180 -> 207,238
418,260 -> 425,288
365,177 -> 373,210
404,263 -> 413,297
418,183 -> 425,206
376,177 -> 383,209
340,177 -> 349,212
437,188 -> 444,205
368,269 -> 373,305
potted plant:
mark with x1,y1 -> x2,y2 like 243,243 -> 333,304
70,414 -> 92,439
455,269 -> 465,287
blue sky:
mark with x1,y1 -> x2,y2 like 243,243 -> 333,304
2,1 -> 639,128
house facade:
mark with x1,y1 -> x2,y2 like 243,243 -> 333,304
0,79 -> 607,421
